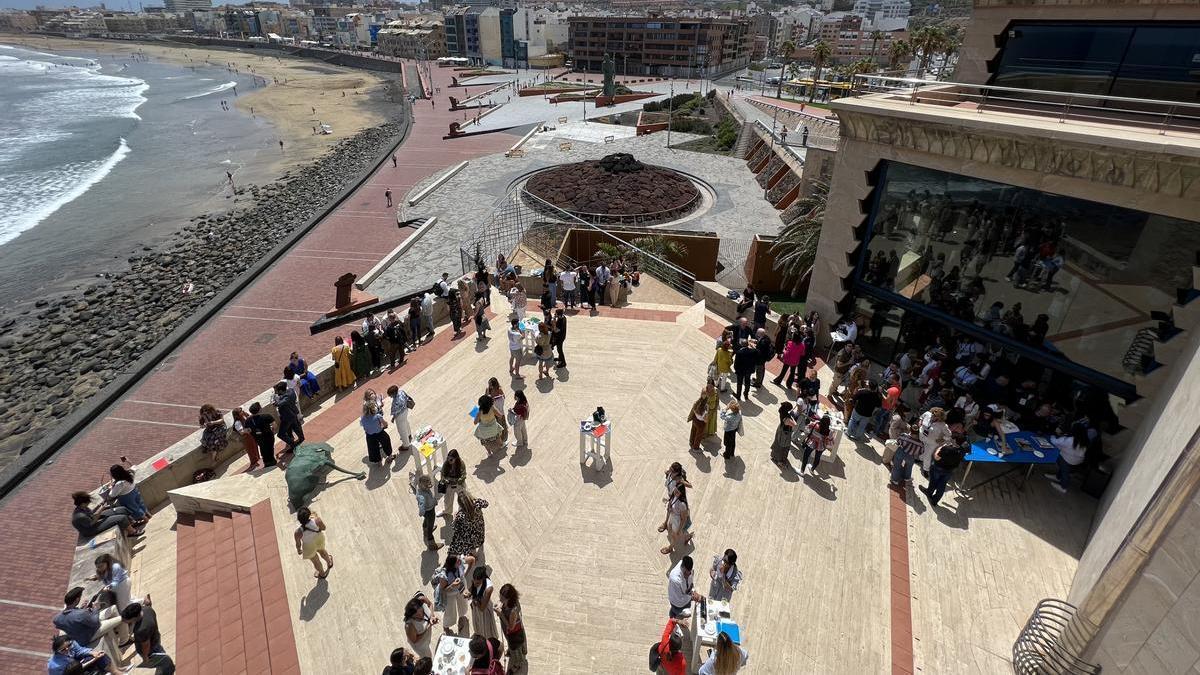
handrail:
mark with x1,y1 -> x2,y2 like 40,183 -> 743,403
1012,599 -> 1101,675
851,74 -> 1200,114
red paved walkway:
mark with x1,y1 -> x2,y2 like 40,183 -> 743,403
0,63 -> 516,671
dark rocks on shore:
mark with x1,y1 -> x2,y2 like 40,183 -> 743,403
0,117 -> 407,468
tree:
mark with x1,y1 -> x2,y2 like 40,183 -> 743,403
809,41 -> 832,103
776,40 -> 796,100
846,58 -> 877,91
937,35 -> 962,80
911,25 -> 947,78
770,180 -> 828,295
888,39 -> 912,72
868,30 -> 885,64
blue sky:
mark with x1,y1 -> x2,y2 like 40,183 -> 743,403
1,1 -> 254,9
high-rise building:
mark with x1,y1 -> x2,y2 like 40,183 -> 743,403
163,0 -> 212,12
567,16 -> 750,78
806,3 -> 1200,669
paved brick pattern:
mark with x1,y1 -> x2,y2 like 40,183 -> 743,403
0,63 -> 515,655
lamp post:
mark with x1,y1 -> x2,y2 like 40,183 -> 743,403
666,81 -> 674,149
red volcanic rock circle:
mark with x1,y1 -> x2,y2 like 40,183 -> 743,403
525,153 -> 701,224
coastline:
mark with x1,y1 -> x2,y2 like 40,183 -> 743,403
0,37 -> 408,468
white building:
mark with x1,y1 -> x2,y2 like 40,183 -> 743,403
163,0 -> 212,12
851,0 -> 911,30
774,6 -> 822,49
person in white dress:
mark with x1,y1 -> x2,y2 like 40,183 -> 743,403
466,567 -> 499,641
919,407 -> 953,473
387,385 -> 414,452
404,593 -> 438,659
699,632 -> 749,674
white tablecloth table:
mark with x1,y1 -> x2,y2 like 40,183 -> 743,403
688,598 -> 735,674
412,426 -> 448,479
433,635 -> 472,675
579,419 -> 612,470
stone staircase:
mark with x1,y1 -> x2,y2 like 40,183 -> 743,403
174,500 -> 300,674
1115,257 -> 1200,434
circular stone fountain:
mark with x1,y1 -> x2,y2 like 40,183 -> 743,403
524,153 -> 702,225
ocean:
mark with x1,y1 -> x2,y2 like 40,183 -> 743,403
0,43 -> 283,308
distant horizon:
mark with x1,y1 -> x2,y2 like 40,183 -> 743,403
1,0 -> 257,9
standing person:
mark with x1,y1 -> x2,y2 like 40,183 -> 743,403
1045,427 -> 1087,494
875,376 -> 902,440
197,404 -> 227,466
449,489 -> 489,558
384,312 -> 408,369
541,259 -> 558,309
773,336 -> 804,389
558,265 -> 577,308
473,395 -> 507,456
510,390 -> 530,449
826,346 -> 855,400
654,619 -> 687,675
247,402 -> 277,468
507,319 -> 524,378
388,385 -> 415,452
704,379 -> 720,439
361,401 -> 394,465
404,594 -> 438,659
495,584 -> 527,675
231,407 -> 261,470
508,283 -> 528,322
577,265 -> 593,309
708,549 -> 743,602
273,381 -> 305,457
921,438 -> 966,506
407,298 -> 423,351
889,422 -> 923,489
752,328 -> 773,388
447,288 -> 464,336
770,402 -> 797,465
846,380 -> 883,441
331,336 -> 355,389
918,407 -> 952,474
687,389 -> 707,453
666,556 -> 702,618
485,377 -> 506,417
699,632 -> 749,675
594,260 -> 611,306
661,483 -> 692,555
438,553 -> 474,636
350,330 -> 373,380
473,296 -> 489,340
720,401 -> 743,459
293,507 -> 333,579
732,339 -> 757,401
534,323 -> 553,379
420,289 -> 436,339
551,308 -> 567,368
441,449 -> 467,519
753,295 -> 770,330
385,188 -> 393,207
392,153 -> 398,168
413,475 -> 443,551
712,339 -> 733,392
466,567 -> 499,641
800,415 -> 836,474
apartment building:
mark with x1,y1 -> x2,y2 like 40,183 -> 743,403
567,16 -> 750,78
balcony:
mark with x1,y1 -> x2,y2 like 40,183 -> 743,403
843,75 -> 1200,146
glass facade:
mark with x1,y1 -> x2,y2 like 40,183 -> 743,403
855,161 -> 1200,393
992,22 -> 1200,104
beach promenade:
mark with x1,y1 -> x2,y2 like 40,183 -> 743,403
0,63 -> 517,671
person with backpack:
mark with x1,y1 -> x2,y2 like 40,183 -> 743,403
467,633 -> 504,675
388,385 -> 415,452
384,311 -> 408,369
921,437 -> 966,507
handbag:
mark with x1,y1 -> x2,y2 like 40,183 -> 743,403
506,408 -> 517,426
436,480 -> 447,494
406,392 -> 416,410
707,362 -> 718,381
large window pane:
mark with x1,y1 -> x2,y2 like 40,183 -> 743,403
993,24 -> 1132,95
860,162 -> 1200,386
1111,25 -> 1200,102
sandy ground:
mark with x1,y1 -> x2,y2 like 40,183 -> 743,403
4,35 -> 395,173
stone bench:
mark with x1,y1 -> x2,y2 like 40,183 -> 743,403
66,526 -> 131,666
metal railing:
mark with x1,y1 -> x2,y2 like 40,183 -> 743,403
1012,599 -> 1100,675
850,75 -> 1200,136
459,185 -> 697,298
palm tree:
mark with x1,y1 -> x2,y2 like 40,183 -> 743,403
888,39 -> 912,73
630,235 -> 688,264
770,180 -> 828,295
776,40 -> 796,100
911,26 -> 947,78
868,30 -> 885,64
809,40 -> 832,103
846,58 -> 876,92
937,35 -> 963,80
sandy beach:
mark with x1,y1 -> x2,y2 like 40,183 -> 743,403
4,35 -> 392,173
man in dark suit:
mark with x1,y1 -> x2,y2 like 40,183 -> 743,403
733,339 -> 758,401
729,317 -> 754,345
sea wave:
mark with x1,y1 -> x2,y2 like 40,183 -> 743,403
0,138 -> 132,247
179,80 -> 236,100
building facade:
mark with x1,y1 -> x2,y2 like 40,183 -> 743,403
567,16 -> 750,78
163,0 -> 212,12
377,21 -> 447,59
444,6 -> 484,64
807,1 -> 1200,671
813,13 -> 906,65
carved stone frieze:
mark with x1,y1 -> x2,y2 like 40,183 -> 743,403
837,110 -> 1200,200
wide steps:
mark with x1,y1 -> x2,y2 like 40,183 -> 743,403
175,501 -> 299,674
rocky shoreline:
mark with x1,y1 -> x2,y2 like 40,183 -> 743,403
0,105 -> 407,468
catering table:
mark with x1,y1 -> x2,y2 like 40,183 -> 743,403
579,419 -> 612,470
519,317 -> 541,354
412,426 -> 448,479
961,431 -> 1059,491
433,635 -> 473,675
793,406 -> 845,466
688,598 -> 738,674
